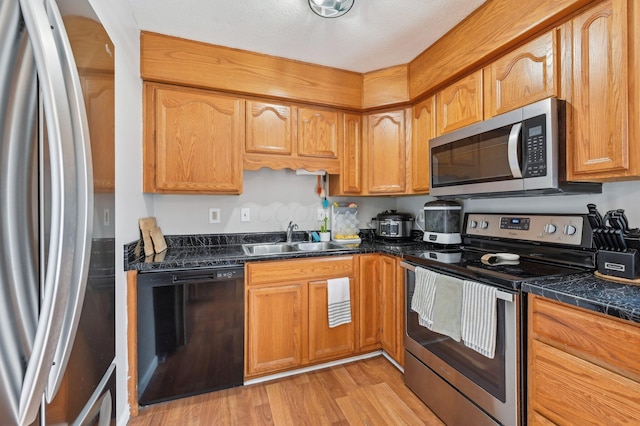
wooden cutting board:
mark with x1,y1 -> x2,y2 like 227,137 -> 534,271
139,217 -> 157,257
149,226 -> 167,253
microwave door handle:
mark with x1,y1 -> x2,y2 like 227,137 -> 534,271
507,123 -> 523,178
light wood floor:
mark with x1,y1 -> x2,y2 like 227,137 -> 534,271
128,356 -> 445,425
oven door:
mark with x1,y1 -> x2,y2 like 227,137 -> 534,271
402,262 -> 521,426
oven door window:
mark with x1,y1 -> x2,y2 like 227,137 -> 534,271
431,124 -> 518,187
406,277 -> 507,402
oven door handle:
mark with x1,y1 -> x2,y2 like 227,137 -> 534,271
400,261 -> 515,303
507,122 -> 523,179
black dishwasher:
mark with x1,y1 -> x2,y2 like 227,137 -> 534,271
137,267 -> 244,405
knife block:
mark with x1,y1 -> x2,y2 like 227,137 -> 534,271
597,249 -> 640,280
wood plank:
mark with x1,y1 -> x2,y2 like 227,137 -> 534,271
141,32 -> 363,109
409,0 -> 594,98
129,356 -> 444,425
126,270 -> 139,417
362,65 -> 410,108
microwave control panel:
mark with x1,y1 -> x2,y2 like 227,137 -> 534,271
465,213 -> 585,246
522,114 -> 547,178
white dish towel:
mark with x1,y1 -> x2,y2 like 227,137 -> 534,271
411,267 -> 438,328
461,280 -> 498,358
327,277 -> 351,328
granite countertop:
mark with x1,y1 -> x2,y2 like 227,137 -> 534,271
125,231 -> 640,325
523,273 -> 640,324
125,230 -> 427,273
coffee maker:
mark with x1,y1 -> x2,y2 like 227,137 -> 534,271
423,200 -> 462,245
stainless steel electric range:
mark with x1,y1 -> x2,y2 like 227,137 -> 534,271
401,213 -> 596,426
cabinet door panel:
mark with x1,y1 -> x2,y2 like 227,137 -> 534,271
308,279 -> 356,362
570,0 -> 629,177
485,31 -> 557,117
246,284 -> 304,376
358,255 -> 380,351
366,110 -> 407,194
529,340 -> 640,424
379,256 -> 397,359
436,70 -> 483,135
152,86 -> 243,193
341,113 -> 363,194
411,97 -> 435,192
245,100 -> 293,155
297,107 -> 339,158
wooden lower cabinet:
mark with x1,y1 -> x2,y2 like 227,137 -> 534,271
380,255 -> 404,366
357,254 -> 381,352
245,256 -> 357,378
245,284 -> 305,376
528,295 -> 640,424
308,279 -> 356,362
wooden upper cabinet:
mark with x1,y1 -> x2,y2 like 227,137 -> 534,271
243,103 -> 341,174
436,70 -> 483,136
297,107 -> 339,158
484,30 -> 558,118
365,109 -> 408,194
411,96 -> 435,193
144,83 -> 243,194
245,100 -> 294,155
565,0 -> 638,180
330,113 -> 363,195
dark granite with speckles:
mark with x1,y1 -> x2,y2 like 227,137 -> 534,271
125,231 -> 426,273
125,231 -> 640,324
523,273 -> 640,324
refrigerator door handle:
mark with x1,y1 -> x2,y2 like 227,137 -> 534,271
44,0 -> 94,402
0,1 -> 35,422
17,0 -> 79,424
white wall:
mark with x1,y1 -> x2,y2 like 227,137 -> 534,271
152,169 -> 396,235
86,1 -> 149,424
397,181 -> 640,229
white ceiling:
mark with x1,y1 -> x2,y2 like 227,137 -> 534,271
127,0 -> 486,73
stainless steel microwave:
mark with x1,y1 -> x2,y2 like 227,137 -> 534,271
429,97 -> 601,198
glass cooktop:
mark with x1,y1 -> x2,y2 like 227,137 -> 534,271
404,247 -> 587,290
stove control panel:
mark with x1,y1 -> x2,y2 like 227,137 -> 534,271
465,213 -> 586,246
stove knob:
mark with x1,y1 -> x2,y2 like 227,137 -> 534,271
480,220 -> 489,229
544,223 -> 557,234
469,220 -> 478,228
564,224 -> 577,235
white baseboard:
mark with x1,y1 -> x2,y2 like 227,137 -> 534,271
244,350 -> 383,386
382,351 -> 404,373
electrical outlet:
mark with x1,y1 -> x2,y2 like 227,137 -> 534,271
418,211 -> 425,223
317,208 -> 327,221
209,208 -> 221,224
241,208 -> 250,222
103,208 -> 110,226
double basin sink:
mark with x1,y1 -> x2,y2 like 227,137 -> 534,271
242,241 -> 349,256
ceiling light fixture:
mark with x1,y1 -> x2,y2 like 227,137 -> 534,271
308,0 -> 354,18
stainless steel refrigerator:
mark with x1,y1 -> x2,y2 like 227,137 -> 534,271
0,0 -> 115,424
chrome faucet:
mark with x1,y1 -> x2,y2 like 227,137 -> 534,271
286,221 -> 298,243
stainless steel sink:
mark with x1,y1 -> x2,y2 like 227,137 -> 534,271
242,243 -> 298,256
292,241 -> 346,251
241,241 -> 349,256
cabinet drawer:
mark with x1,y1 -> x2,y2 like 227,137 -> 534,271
529,339 -> 640,424
530,296 -> 640,381
246,256 -> 354,285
